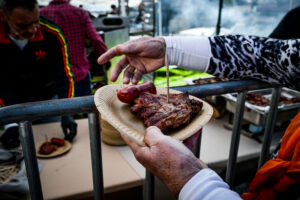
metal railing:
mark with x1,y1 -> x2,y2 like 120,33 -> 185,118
0,79 -> 282,199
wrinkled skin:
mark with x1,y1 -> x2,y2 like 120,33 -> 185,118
97,37 -> 166,84
121,126 -> 208,195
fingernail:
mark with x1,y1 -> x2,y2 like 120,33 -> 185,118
146,126 -> 160,133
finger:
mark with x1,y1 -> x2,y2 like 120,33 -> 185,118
143,126 -> 165,146
118,41 -> 143,55
110,57 -> 129,82
123,66 -> 136,84
132,70 -> 144,84
121,134 -> 140,151
97,45 -> 125,64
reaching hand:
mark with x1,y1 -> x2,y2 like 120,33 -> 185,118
121,126 -> 208,195
61,116 -> 77,143
97,37 -> 166,84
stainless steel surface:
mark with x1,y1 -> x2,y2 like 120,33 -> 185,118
224,87 -> 300,126
173,80 -> 271,98
92,16 -> 130,31
225,92 -> 246,188
19,121 -> 44,200
88,112 -> 104,200
258,87 -> 282,168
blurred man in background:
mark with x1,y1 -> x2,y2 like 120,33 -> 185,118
41,0 -> 107,97
0,0 -> 77,148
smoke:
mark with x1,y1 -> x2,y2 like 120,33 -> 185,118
162,0 -> 295,37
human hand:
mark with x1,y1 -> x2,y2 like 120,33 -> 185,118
121,126 -> 208,195
97,37 -> 166,84
61,116 -> 77,143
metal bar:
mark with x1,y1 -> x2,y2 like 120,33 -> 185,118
19,121 -> 43,200
258,87 -> 282,168
216,0 -> 224,35
193,129 -> 202,158
152,0 -> 156,37
145,171 -> 155,200
225,91 -> 246,188
0,80 -> 270,125
0,96 -> 96,125
173,80 -> 270,98
88,112 -> 104,200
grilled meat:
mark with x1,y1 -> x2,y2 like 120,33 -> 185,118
130,92 -> 203,132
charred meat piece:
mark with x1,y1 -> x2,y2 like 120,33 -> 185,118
117,81 -> 157,104
39,142 -> 57,155
130,92 -> 203,132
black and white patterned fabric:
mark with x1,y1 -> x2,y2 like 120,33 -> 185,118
208,35 -> 300,91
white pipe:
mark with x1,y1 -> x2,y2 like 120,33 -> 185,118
157,0 -> 162,36
120,0 -> 126,16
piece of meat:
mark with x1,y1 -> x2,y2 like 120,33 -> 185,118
130,92 -> 203,132
39,142 -> 57,155
51,138 -> 65,147
117,81 -> 157,104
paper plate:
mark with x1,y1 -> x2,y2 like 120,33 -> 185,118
94,84 -> 213,146
36,140 -> 72,158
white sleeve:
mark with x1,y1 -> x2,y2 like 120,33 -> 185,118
179,168 -> 242,200
163,36 -> 211,72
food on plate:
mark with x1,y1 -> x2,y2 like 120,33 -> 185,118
117,81 -> 156,103
246,93 -> 300,107
51,137 -> 65,147
39,141 -> 57,155
130,92 -> 203,132
38,137 -> 66,155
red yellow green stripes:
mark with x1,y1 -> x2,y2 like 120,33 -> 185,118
0,99 -> 4,107
39,20 -> 74,98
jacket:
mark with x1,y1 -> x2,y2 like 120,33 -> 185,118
0,16 -> 74,107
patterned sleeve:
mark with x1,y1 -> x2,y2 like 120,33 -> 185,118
207,35 -> 300,90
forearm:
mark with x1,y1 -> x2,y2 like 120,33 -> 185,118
164,36 -> 211,72
164,35 -> 300,90
86,16 -> 107,55
179,168 -> 241,200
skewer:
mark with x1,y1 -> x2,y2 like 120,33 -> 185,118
165,53 -> 170,104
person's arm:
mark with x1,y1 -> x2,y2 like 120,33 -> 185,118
179,169 -> 241,200
122,126 -> 242,199
165,35 -> 300,90
42,17 -> 77,142
98,36 -> 300,90
50,24 -> 74,99
83,10 -> 107,55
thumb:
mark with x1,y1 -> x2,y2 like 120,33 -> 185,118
144,126 -> 165,146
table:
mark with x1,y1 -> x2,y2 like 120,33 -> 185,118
1,117 -> 278,199
32,119 -> 143,200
